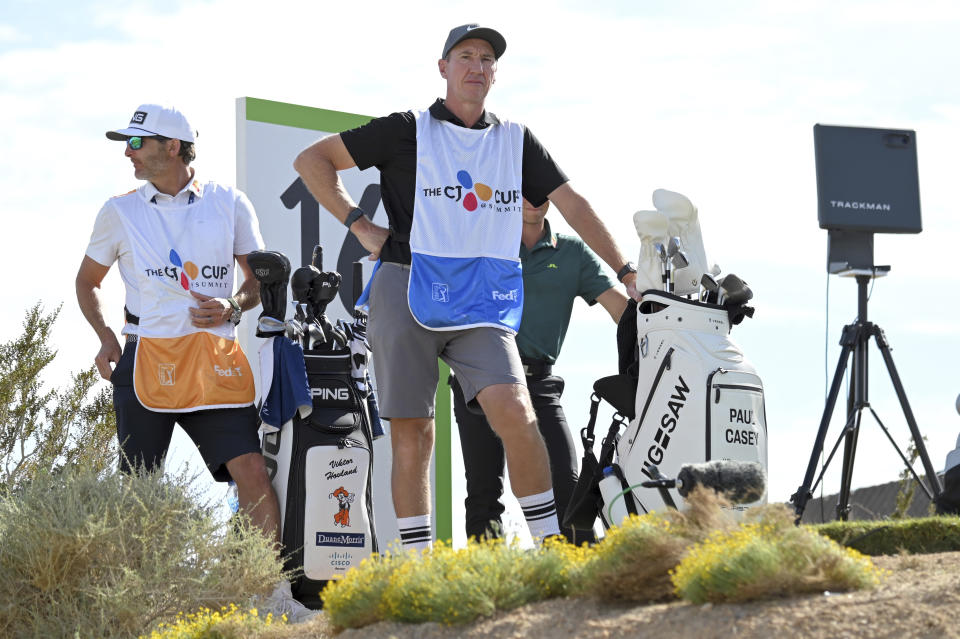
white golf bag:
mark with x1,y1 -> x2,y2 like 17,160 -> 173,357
611,291 -> 767,520
564,292 -> 767,531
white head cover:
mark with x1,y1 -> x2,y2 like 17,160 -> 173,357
633,189 -> 709,297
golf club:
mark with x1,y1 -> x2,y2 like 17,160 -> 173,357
654,242 -> 667,291
700,273 -> 719,303
666,237 -> 682,293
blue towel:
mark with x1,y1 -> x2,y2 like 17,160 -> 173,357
259,337 -> 312,432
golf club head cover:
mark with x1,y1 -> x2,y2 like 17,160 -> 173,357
309,270 -> 341,318
290,266 -> 322,318
726,304 -> 755,326
651,189 -> 709,297
676,459 -> 765,504
632,209 -> 670,293
246,250 -> 291,325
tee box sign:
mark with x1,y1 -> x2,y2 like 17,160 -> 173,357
235,97 -> 453,544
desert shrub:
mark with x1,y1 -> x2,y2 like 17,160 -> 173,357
320,547 -> 411,629
575,511 -> 688,603
139,604 -> 292,639
0,465 -> 284,639
672,503 -> 885,603
323,536 -> 585,629
575,488 -> 737,603
0,303 -> 116,493
815,516 -> 960,555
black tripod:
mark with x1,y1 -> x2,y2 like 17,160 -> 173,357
791,269 -> 943,521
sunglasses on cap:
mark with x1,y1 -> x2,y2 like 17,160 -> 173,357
126,135 -> 170,150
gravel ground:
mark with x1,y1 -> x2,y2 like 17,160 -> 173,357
293,551 -> 960,639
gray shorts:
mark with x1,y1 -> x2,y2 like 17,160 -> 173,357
368,262 -> 525,419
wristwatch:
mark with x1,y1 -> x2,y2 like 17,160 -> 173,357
227,297 -> 242,326
343,207 -> 365,229
616,262 -> 638,283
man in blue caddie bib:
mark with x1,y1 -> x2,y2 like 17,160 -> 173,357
294,24 -> 640,548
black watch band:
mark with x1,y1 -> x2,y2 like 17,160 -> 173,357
343,207 -> 365,229
617,261 -> 638,283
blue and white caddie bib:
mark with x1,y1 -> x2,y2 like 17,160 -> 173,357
408,110 -> 525,331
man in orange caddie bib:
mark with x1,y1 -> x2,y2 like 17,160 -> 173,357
75,104 -> 315,623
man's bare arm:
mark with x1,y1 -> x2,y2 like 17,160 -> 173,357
294,135 -> 390,258
232,253 -> 261,312
76,255 -> 121,380
189,253 -> 262,327
548,182 -> 640,300
595,287 -> 630,324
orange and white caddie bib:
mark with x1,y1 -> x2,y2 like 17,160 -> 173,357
111,184 -> 255,412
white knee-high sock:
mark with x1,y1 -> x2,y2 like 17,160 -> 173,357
397,514 -> 433,551
517,489 -> 561,542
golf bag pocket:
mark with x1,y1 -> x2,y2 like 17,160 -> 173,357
706,369 -> 768,508
303,352 -> 368,433
302,439 -> 373,581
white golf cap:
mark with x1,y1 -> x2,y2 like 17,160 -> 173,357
105,104 -> 196,142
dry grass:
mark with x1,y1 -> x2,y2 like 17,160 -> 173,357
671,503 -> 886,603
0,465 -> 285,639
322,537 -> 586,630
575,488 -> 738,603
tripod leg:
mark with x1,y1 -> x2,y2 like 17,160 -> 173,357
866,405 -> 934,501
835,408 -> 864,521
791,338 -> 855,521
872,327 -> 944,500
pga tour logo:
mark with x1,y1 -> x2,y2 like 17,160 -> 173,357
491,289 -> 519,302
432,282 -> 449,303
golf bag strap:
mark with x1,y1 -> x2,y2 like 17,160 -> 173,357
611,462 -> 640,516
579,393 -> 601,453
125,306 -> 139,326
598,412 -> 627,470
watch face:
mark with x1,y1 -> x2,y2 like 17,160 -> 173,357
231,309 -> 242,325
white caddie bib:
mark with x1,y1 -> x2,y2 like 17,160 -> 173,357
408,110 -> 525,331
111,184 -> 255,412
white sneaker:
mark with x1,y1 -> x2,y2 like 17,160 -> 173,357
252,581 -> 319,624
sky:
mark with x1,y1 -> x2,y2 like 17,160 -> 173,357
3,0 -> 960,537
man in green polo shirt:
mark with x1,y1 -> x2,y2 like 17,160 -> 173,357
451,198 -> 629,544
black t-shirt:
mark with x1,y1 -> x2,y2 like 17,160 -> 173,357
340,98 -> 568,264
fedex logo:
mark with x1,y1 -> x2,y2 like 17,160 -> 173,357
491,289 -> 519,302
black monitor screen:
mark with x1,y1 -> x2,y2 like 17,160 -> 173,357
814,124 -> 922,233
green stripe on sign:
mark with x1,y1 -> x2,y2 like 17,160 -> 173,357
243,97 -> 373,132
435,360 -> 452,543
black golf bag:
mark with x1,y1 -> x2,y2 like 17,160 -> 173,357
260,339 -> 379,609
252,247 -> 380,610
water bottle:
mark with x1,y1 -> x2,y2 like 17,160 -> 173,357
598,466 -> 630,528
226,480 -> 240,513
